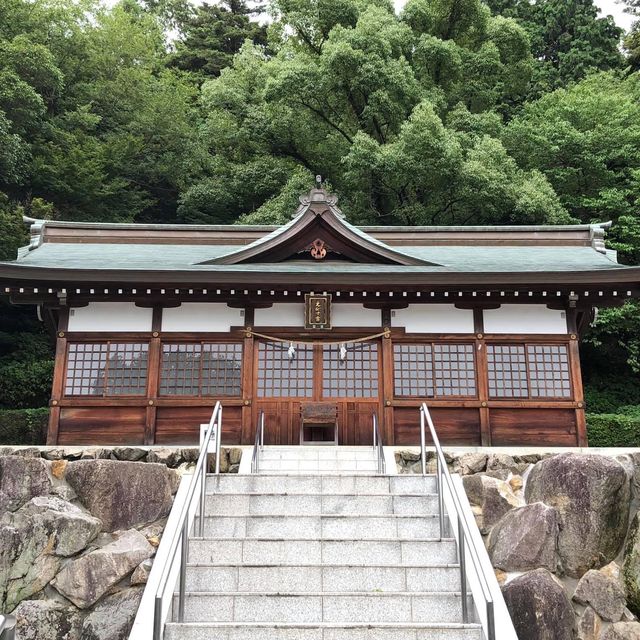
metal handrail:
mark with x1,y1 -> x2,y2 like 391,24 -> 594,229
0,614 -> 16,640
251,411 -> 265,473
372,412 -> 386,474
153,401 -> 223,640
420,403 -> 495,640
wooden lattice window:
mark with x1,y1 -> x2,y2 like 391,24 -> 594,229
160,343 -> 242,396
433,344 -> 476,397
393,344 -> 434,397
487,345 -> 529,398
487,343 -> 572,399
322,342 -> 379,398
393,343 -> 476,398
257,342 -> 313,398
527,345 -> 571,398
65,342 -> 149,396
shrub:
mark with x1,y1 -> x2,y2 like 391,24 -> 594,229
587,413 -> 640,447
0,408 -> 49,445
584,380 -> 640,414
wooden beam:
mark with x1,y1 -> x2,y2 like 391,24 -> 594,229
144,307 -> 163,445
241,307 -> 256,444
567,310 -> 588,446
47,307 -> 69,445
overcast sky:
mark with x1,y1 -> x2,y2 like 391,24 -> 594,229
101,0 -> 636,31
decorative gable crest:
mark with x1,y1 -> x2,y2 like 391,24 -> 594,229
200,181 -> 437,267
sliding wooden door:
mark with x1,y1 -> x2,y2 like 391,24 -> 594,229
253,340 -> 382,445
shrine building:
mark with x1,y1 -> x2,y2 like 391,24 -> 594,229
1,185 -> 639,448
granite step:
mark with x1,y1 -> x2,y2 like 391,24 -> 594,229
164,622 -> 483,640
258,447 -> 381,460
206,475 -> 437,495
204,493 -> 440,516
173,592 -> 465,624
257,460 -> 379,473
183,563 -> 461,593
194,513 -> 441,539
187,538 -> 458,566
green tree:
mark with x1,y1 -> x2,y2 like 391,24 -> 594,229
169,1 -> 268,81
484,0 -> 624,98
623,0 -> 640,71
183,0 -> 566,225
504,72 -> 640,224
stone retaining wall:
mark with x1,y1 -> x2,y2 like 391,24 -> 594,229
0,445 -> 241,640
397,449 -> 640,640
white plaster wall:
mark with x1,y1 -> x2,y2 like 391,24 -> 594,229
393,304 -> 474,333
332,304 -> 381,327
483,305 -> 567,334
161,303 -> 244,332
68,302 -> 153,332
254,303 -> 305,327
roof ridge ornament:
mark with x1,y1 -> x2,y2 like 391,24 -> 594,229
296,176 -> 343,217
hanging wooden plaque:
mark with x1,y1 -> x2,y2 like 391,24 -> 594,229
305,293 -> 332,329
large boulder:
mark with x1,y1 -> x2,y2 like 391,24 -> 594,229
454,453 -> 487,476
462,474 -> 523,534
577,607 -> 602,640
13,599 -> 82,640
0,509 -> 59,610
146,447 -> 183,468
574,567 -> 626,622
624,513 -> 640,617
487,502 -> 560,572
525,453 -> 630,577
66,460 -> 173,531
52,529 -> 153,609
0,496 -> 100,609
603,623 -> 640,640
486,453 -> 526,475
112,447 -> 146,462
502,569 -> 574,640
0,456 -> 51,513
19,496 -> 101,556
81,586 -> 144,640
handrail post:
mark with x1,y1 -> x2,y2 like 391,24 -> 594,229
199,458 -> 206,538
153,402 -> 222,640
419,407 -> 426,475
487,600 -> 496,640
153,596 -> 162,640
373,412 -> 377,451
458,515 -> 468,623
0,615 -> 16,640
420,403 -> 497,640
437,452 -> 444,539
215,409 -> 222,474
177,519 -> 189,622
260,412 -> 265,451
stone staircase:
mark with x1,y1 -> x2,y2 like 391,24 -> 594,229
164,446 -> 482,640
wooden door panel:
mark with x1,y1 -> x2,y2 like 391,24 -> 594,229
393,406 -> 481,446
490,408 -> 577,446
155,406 -> 242,445
254,401 -> 302,445
58,407 -> 145,445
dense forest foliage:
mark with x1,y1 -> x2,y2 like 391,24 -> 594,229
0,0 -> 639,414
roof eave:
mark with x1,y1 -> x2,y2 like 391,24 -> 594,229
1,263 -> 639,288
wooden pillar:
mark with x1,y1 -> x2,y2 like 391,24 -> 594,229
144,307 -> 163,445
474,308 -> 491,446
240,307 -> 255,444
381,308 -> 395,446
567,309 -> 588,447
47,307 -> 69,445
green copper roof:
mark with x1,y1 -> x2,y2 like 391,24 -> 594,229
8,242 -> 623,273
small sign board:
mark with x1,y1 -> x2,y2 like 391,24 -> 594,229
305,293 -> 332,329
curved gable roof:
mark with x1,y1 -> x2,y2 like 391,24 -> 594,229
199,187 -> 439,267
